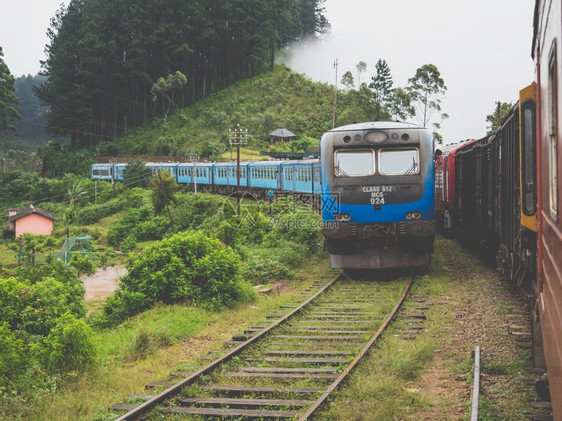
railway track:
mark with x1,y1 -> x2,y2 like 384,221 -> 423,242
111,274 -> 413,420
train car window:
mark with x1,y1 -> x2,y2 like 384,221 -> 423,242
521,100 -> 537,215
334,150 -> 375,177
379,149 -> 419,175
548,45 -> 559,219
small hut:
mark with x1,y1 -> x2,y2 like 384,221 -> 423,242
269,128 -> 296,143
8,205 -> 58,237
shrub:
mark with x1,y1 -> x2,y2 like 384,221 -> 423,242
0,323 -> 27,387
172,193 -> 222,231
20,277 -> 86,336
240,252 -> 294,284
76,198 -> 124,225
107,205 -> 157,246
15,258 -> 79,285
40,314 -> 97,373
1,264 -> 86,337
101,231 -> 247,325
101,290 -> 150,327
134,217 -> 168,241
69,253 -> 97,276
121,235 -> 138,253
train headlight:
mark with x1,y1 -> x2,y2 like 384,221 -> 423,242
335,213 -> 351,222
406,211 -> 422,220
365,131 -> 388,144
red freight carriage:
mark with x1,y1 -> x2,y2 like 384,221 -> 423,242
434,140 -> 478,233
533,0 -> 562,416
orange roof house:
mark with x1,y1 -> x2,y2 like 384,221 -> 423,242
8,205 -> 58,237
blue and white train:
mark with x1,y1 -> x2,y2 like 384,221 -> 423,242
91,121 -> 435,270
320,121 -> 435,269
91,159 -> 321,197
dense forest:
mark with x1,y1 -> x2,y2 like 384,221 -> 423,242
36,0 -> 329,147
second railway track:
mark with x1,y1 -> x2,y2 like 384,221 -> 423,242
112,274 -> 413,420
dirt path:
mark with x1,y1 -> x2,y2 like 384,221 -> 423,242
82,265 -> 127,300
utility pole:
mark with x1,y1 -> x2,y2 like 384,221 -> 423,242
111,157 -> 116,197
333,58 -> 338,129
190,152 -> 199,194
229,124 -> 248,216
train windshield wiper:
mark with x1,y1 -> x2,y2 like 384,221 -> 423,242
336,162 -> 350,177
404,158 -> 418,175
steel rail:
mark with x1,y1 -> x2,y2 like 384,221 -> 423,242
115,274 -> 341,421
470,345 -> 481,421
298,277 -> 413,420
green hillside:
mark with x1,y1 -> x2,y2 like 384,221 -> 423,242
112,65 -> 379,161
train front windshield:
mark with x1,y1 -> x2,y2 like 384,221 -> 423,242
335,150 -> 375,176
379,149 -> 419,175
334,148 -> 420,177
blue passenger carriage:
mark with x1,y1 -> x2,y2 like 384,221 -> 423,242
213,162 -> 249,187
248,161 -> 283,191
145,162 -> 179,179
280,160 -> 316,194
312,160 -> 321,195
194,162 -> 214,188
320,121 -> 435,269
176,163 -> 192,184
113,163 -> 127,181
91,163 -> 113,181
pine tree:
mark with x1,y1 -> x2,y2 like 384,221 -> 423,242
369,59 -> 393,120
0,46 -> 21,132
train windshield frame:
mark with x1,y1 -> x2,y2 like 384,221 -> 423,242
378,148 -> 420,175
334,149 -> 375,177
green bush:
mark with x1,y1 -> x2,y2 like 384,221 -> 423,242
270,211 -> 323,249
20,278 -> 86,336
15,258 -> 79,285
39,314 -> 97,373
0,261 -> 93,391
240,252 -> 294,284
69,253 -> 97,276
121,234 -> 138,253
76,198 -> 124,225
107,205 -> 159,247
101,231 -> 249,325
172,193 -> 222,231
134,217 -> 168,241
0,263 -> 86,337
0,323 -> 27,387
101,290 -> 150,326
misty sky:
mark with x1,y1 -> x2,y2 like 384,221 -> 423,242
1,0 -> 535,143
287,0 -> 536,143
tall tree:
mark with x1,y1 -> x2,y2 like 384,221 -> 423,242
151,71 -> 188,126
387,87 -> 415,121
37,0 -> 329,147
486,101 -> 513,134
151,169 -> 177,234
406,64 -> 447,127
341,71 -> 354,91
0,46 -> 21,132
369,59 -> 393,120
355,61 -> 367,87
14,74 -> 49,138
